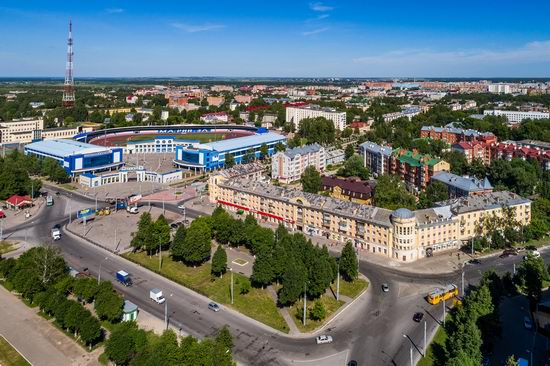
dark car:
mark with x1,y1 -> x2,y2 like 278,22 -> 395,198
55,191 -> 61,196
52,224 -> 61,230
347,361 -> 358,366
499,249 -> 518,258
413,312 -> 424,322
468,259 -> 481,265
170,223 -> 180,230
525,245 -> 537,251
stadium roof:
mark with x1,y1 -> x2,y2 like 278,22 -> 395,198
25,139 -> 112,158
199,132 -> 286,153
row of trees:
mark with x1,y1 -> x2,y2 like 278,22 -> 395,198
105,322 -> 235,366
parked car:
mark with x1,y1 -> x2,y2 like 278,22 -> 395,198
468,259 -> 481,265
381,283 -> 390,293
55,191 -> 60,196
524,316 -> 533,330
347,361 -> 358,366
525,245 -> 537,251
208,302 -> 220,312
499,249 -> 518,258
315,335 -> 333,345
178,204 -> 186,210
413,312 -> 424,322
170,223 -> 180,230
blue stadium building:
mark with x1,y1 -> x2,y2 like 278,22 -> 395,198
174,132 -> 286,171
24,139 -> 124,176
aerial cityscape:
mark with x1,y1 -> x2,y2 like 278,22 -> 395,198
1,1 -> 550,366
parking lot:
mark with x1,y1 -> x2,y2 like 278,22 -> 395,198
66,205 -> 184,253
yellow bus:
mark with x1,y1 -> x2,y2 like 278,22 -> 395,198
427,284 -> 458,305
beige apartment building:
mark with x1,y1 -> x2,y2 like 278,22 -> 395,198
0,117 -> 44,144
209,176 -> 531,262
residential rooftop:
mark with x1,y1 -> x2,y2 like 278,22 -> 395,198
435,191 -> 530,215
432,172 -> 493,193
281,143 -> 323,159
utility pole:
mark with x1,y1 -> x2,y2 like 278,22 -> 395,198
409,345 -> 413,366
443,299 -> 446,326
513,263 -> 516,275
471,238 -> 474,256
164,298 -> 168,330
424,320 -> 427,356
461,269 -> 465,297
336,262 -> 340,301
230,268 -> 234,305
0,220 -> 3,241
114,228 -> 117,250
303,283 -> 307,326
159,237 -> 162,271
162,197 -> 165,215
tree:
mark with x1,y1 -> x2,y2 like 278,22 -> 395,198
418,181 -> 449,208
278,259 -> 307,305
373,175 -> 416,210
248,226 -> 274,255
216,326 -> 234,350
79,314 -> 102,349
72,277 -> 99,303
225,153 -> 235,168
310,301 -> 326,321
297,117 -> 336,144
94,283 -> 124,322
211,245 -> 227,277
307,256 -> 333,298
260,144 -> 269,159
300,166 -> 322,194
242,148 -> 255,163
515,255 -> 549,304
337,154 -> 370,180
105,321 -> 139,365
250,250 -> 274,288
31,246 -> 67,286
181,218 -> 212,265
345,144 -> 355,160
131,212 -> 153,252
64,301 -> 86,336
339,241 -> 358,281
239,277 -> 251,295
275,142 -> 286,153
505,355 -> 518,366
170,225 -> 187,261
153,215 -> 171,253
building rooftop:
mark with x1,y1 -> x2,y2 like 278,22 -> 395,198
197,132 -> 286,153
25,139 -> 113,158
321,176 -> 373,196
359,141 -> 393,157
281,143 -> 323,159
394,149 -> 442,167
432,172 -> 492,193
218,162 -> 265,179
435,191 -> 530,215
421,125 -> 495,138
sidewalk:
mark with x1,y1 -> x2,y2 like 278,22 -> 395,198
0,286 -> 100,366
2,196 -> 46,231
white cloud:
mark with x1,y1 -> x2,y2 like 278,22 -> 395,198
302,27 -> 329,36
171,22 -> 225,33
353,41 -> 550,66
105,8 -> 124,14
310,2 -> 333,12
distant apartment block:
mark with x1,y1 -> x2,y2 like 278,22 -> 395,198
271,143 -> 325,184
207,96 -> 225,107
285,104 -> 346,131
0,117 -> 44,144
200,112 -> 229,124
234,95 -> 253,104
431,172 -> 493,198
360,141 -> 392,176
391,149 -> 450,191
483,110 -> 550,124
452,141 -> 492,164
420,125 -> 496,145
487,84 -> 513,94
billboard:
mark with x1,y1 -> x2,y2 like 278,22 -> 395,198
128,194 -> 142,205
77,208 -> 96,219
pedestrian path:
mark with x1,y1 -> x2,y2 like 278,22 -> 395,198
266,285 -> 300,335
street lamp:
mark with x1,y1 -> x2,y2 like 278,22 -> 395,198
336,261 -> 340,301
230,268 -> 234,305
165,293 -> 173,330
402,334 -> 413,366
98,256 -> 109,284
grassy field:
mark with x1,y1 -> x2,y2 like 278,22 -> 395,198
0,240 -> 18,255
330,278 -> 369,299
417,326 -> 447,366
123,251 -> 289,333
289,294 -> 345,333
0,336 -> 30,366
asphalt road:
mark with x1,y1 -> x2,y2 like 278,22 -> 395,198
5,187 -> 545,366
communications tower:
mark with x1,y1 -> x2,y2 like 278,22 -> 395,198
62,20 -> 75,107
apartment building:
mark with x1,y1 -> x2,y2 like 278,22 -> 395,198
206,96 -> 225,107
271,144 -> 325,183
0,117 -> 44,144
285,105 -> 347,131
452,141 -> 492,164
209,178 -> 530,262
391,149 -> 450,191
420,125 -> 496,145
360,141 -> 392,177
321,176 -> 374,204
431,172 -> 493,198
483,110 -> 550,124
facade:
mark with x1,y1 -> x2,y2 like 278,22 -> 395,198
24,139 -> 124,176
325,148 -> 345,166
234,95 -> 253,104
125,136 -> 200,154
200,112 -> 229,124
79,171 -> 129,188
207,96 -> 225,107
271,144 -> 325,183
360,141 -> 392,176
39,126 -> 82,140
0,117 -> 44,144
210,178 -> 530,262
321,176 -> 374,204
136,169 -> 183,184
174,132 -> 286,171
391,149 -> 450,191
285,105 -> 347,131
483,110 -> 550,124
491,141 -> 550,170
452,141 -> 492,164
431,172 -> 493,198
420,125 -> 496,145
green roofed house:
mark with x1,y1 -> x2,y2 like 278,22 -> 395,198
390,149 -> 450,192
122,300 -> 138,322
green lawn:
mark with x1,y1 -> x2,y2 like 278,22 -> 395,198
0,336 -> 30,366
417,325 -> 447,366
289,294 -> 345,333
128,133 -> 226,144
330,278 -> 368,299
0,241 -> 18,255
123,251 -> 289,333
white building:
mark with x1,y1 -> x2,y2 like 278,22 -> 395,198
200,112 -> 229,124
487,84 -> 512,94
286,105 -> 346,131
483,110 -> 550,124
125,136 -> 200,154
271,144 -> 325,184
0,117 -> 44,144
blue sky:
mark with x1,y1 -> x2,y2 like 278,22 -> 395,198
2,1 -> 550,78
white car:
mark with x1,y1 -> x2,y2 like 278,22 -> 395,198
177,204 -> 186,210
315,335 -> 333,345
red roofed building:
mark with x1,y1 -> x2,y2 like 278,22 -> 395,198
5,195 -> 32,209
348,121 -> 372,133
452,141 -> 492,164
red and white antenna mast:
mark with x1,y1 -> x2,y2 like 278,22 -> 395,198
62,19 -> 75,107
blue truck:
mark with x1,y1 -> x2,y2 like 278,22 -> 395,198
115,270 -> 133,287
